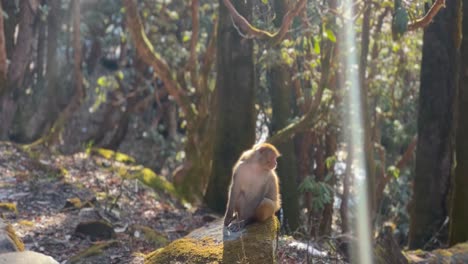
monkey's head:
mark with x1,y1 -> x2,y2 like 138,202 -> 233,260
254,143 -> 281,170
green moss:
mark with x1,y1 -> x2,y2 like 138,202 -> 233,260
18,220 -> 34,227
132,168 -> 179,199
145,218 -> 279,264
0,202 -> 18,214
65,198 -> 82,209
146,237 -> 222,264
131,225 -> 169,248
91,148 -> 136,164
68,240 -> 119,264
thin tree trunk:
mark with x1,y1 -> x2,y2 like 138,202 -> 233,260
359,0 -> 376,219
319,130 -> 337,236
0,1 -> 7,94
1,0 -> 17,60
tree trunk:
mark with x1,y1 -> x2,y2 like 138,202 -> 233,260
408,0 -> 460,249
449,0 -> 468,246
359,0 -> 376,219
204,0 -> 256,213
269,63 -> 300,232
266,0 -> 300,232
319,130 -> 337,236
1,0 -> 17,60
43,0 -> 83,146
0,0 -> 38,140
0,1 -> 7,94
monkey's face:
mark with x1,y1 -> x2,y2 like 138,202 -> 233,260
258,148 -> 279,170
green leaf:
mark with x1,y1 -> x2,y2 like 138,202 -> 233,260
324,29 -> 336,43
387,166 -> 400,178
313,37 -> 321,54
97,76 -> 108,87
116,71 -> 124,80
262,0 -> 268,4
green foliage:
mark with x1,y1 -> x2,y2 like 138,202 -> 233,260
392,7 -> 409,40
387,165 -> 400,179
299,176 -> 334,212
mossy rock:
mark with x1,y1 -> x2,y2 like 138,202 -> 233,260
75,220 -> 115,241
0,219 -> 24,253
406,242 -> 468,263
145,217 -> 279,264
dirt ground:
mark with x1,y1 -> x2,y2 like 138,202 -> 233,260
0,142 -> 338,263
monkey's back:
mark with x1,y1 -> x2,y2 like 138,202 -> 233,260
233,163 -> 269,220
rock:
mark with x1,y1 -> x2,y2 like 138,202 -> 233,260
0,251 -> 58,264
145,217 -> 279,264
78,207 -> 102,222
75,220 -> 115,241
0,219 -> 24,253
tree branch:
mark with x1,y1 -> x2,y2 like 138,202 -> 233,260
376,136 -> 418,203
223,0 -> 307,45
408,0 -> 445,31
187,0 -> 199,91
123,0 -> 196,121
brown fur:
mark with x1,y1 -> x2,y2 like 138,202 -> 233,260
224,143 -> 281,229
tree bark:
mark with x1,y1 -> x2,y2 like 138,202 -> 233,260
408,0 -> 460,249
0,1 -> 7,94
359,0 -> 376,219
266,0 -> 300,232
0,0 -> 38,140
449,0 -> 468,246
42,0 -> 83,146
204,0 -> 256,213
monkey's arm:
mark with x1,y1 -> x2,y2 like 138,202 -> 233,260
266,173 -> 281,211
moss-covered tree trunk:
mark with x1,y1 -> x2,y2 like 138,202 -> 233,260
449,0 -> 468,246
204,0 -> 256,213
408,0 -> 460,249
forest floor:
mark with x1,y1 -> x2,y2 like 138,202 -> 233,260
0,141 -> 338,264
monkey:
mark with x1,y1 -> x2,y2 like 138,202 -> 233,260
224,143 -> 281,232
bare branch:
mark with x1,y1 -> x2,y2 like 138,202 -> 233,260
123,0 -> 196,121
408,0 -> 445,31
223,0 -> 307,45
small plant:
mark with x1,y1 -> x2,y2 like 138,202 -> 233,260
299,174 -> 334,212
